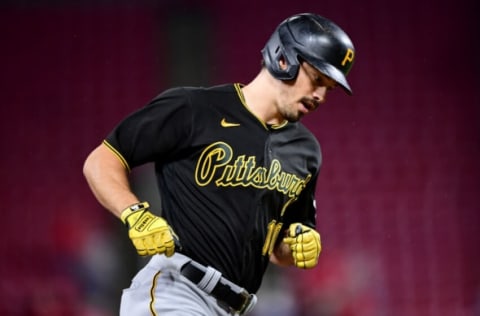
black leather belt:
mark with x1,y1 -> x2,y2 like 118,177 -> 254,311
180,261 -> 256,314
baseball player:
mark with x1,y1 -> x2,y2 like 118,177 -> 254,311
83,13 -> 355,316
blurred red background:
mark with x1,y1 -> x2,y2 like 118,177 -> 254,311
1,0 -> 478,315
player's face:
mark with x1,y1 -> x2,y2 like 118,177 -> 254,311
277,62 -> 337,122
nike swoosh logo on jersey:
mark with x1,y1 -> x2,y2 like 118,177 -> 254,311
221,118 -> 240,127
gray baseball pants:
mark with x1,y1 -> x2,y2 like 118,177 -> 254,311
119,253 -> 253,316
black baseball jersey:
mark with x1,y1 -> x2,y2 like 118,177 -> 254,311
105,83 -> 321,293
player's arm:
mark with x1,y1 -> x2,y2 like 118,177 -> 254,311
270,240 -> 295,266
273,171 -> 321,269
83,143 -> 139,217
83,143 -> 179,257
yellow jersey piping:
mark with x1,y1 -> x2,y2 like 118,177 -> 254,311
234,83 -> 268,130
234,83 -> 288,130
102,140 -> 131,172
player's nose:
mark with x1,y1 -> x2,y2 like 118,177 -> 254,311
312,86 -> 327,104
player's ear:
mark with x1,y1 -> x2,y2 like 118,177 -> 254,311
278,56 -> 288,70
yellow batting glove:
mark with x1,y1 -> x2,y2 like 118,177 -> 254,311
121,202 -> 180,257
283,223 -> 321,269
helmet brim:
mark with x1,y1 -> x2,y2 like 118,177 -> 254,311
311,60 -> 353,95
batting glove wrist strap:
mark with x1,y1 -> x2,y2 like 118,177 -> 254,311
121,201 -> 150,226
283,223 -> 322,269
120,201 -> 179,257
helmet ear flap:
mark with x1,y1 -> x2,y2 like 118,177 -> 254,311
261,31 -> 300,80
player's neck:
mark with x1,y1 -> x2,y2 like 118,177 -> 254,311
242,70 -> 285,125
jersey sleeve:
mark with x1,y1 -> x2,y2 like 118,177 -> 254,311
280,125 -> 322,230
105,87 -> 194,169
282,171 -> 319,229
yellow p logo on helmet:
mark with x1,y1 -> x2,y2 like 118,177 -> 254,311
341,48 -> 355,66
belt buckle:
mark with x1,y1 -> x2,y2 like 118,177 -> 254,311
236,290 -> 257,315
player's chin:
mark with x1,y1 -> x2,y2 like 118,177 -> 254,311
285,113 -> 303,123
281,108 -> 304,122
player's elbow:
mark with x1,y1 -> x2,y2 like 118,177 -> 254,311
83,144 -> 110,182
83,148 -> 98,182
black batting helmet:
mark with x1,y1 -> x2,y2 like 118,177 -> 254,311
262,13 -> 355,95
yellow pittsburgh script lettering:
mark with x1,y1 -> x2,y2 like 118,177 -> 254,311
194,142 -> 311,199
195,142 -> 232,186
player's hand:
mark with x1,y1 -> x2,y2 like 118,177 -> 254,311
121,202 -> 180,257
283,223 -> 321,269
